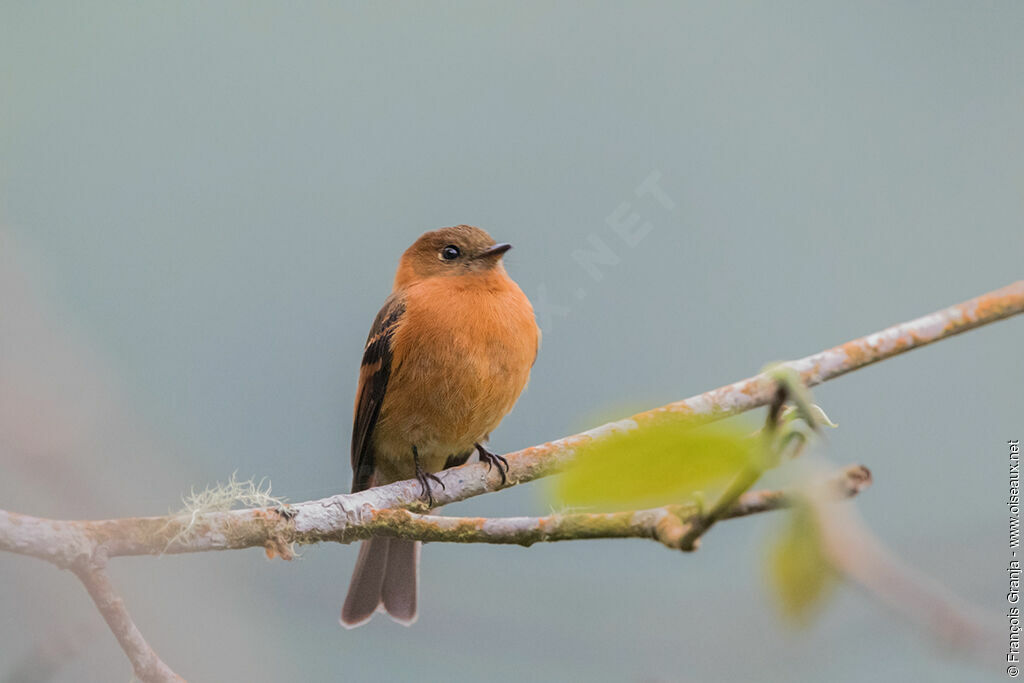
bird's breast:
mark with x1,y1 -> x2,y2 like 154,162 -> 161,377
372,275 -> 538,478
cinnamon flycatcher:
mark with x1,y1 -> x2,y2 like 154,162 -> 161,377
340,225 -> 539,628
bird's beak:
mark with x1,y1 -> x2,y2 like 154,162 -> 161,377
478,243 -> 512,259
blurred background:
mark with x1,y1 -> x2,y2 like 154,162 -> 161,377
1,2 -> 1022,681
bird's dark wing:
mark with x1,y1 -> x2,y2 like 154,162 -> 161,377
350,293 -> 405,493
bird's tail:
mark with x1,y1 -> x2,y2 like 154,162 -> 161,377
340,537 -> 420,628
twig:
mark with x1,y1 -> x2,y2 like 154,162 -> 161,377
674,466 -> 763,551
809,470 -> 1001,668
675,386 -> 790,551
675,375 -> 831,552
71,554 -> 184,682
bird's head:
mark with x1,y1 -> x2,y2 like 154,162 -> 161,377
394,225 -> 512,287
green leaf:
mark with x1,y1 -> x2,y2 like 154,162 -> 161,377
768,504 -> 837,625
553,420 -> 762,510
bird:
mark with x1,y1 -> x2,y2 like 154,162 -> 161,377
340,225 -> 540,628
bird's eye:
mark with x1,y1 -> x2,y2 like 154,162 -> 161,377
441,245 -> 461,261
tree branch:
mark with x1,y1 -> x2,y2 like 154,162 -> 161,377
1,280 -> 1021,681
296,465 -> 871,550
0,466 -> 872,560
71,555 -> 184,683
303,279 -> 1024,516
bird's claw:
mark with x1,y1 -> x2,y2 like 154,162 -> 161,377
415,469 -> 445,506
475,443 -> 509,485
411,444 -> 445,507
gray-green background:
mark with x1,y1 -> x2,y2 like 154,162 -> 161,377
2,3 -> 1022,681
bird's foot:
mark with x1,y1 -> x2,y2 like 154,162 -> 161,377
412,445 -> 445,507
475,443 -> 509,485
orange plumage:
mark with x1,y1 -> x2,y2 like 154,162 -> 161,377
341,225 -> 539,628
